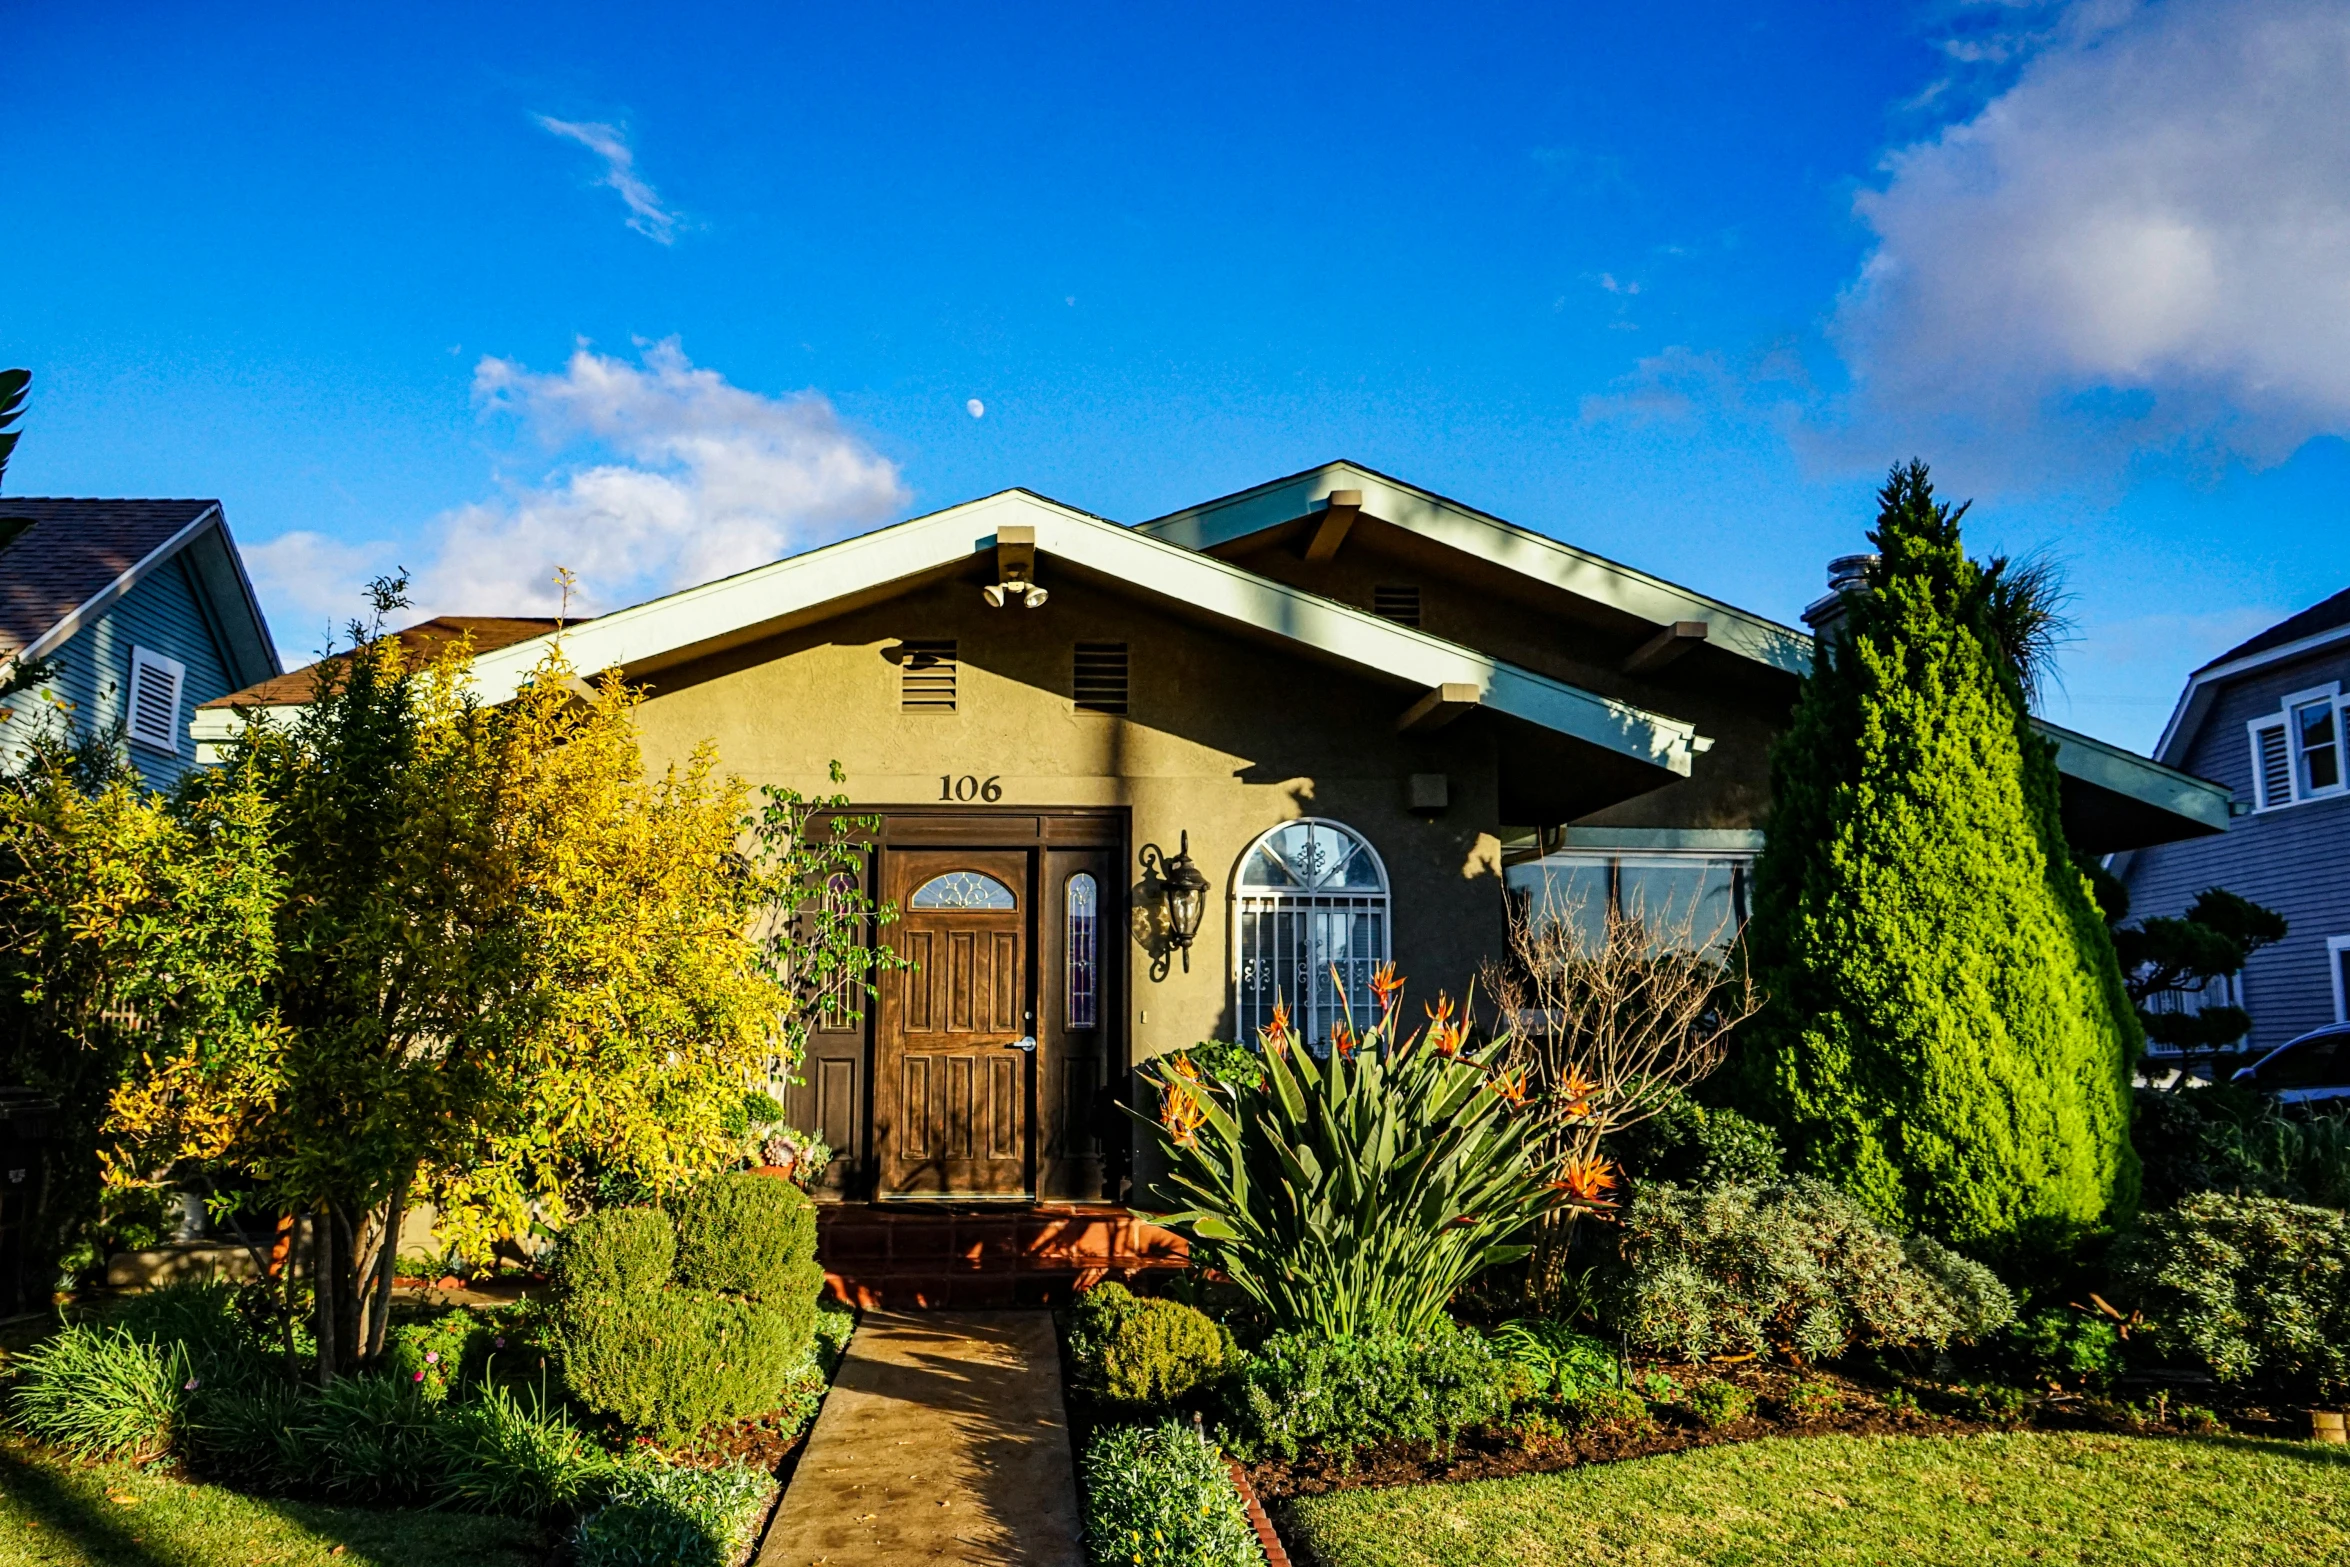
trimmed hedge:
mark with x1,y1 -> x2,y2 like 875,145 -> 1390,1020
1066,1282 -> 1226,1409
554,1207 -> 678,1299
671,1172 -> 817,1301
1217,1325 -> 1523,1462
551,1288 -> 805,1441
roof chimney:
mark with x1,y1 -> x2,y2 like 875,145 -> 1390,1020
1800,552 -> 1879,656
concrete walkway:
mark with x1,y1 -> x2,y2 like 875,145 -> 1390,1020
758,1310 -> 1084,1567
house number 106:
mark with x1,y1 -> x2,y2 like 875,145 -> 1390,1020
939,774 -> 1004,802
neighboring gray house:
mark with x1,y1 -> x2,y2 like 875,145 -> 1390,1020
0,500 -> 279,790
2117,587 -> 2350,1056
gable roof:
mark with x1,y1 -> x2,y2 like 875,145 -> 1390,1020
1144,460 -> 2230,849
202,616 -> 580,710
197,488 -> 1707,793
1138,460 -> 1815,675
0,498 -> 279,688
2147,582 -> 2350,779
2197,586 -> 2350,673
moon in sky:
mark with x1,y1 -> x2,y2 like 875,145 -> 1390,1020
966,399 -> 985,419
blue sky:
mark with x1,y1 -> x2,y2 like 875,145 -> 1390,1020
6,0 -> 2345,750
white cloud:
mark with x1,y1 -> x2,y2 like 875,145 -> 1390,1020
243,529 -> 398,662
1832,0 -> 2350,472
416,340 -> 908,617
535,116 -> 679,244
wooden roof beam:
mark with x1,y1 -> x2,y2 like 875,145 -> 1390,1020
1624,620 -> 1708,674
1397,681 -> 1482,734
1301,489 -> 1362,563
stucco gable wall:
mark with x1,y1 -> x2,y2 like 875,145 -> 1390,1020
2124,643 -> 2350,1052
1212,527 -> 1785,832
627,572 -> 1509,1064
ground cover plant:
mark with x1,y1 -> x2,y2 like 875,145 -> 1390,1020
2118,1191 -> 2350,1400
1281,1430 -> 2350,1567
1080,1420 -> 1263,1567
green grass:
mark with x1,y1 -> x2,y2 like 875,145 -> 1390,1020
0,1439 -> 550,1567
1285,1431 -> 2350,1567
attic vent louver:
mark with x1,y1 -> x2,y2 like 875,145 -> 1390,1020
899,641 -> 957,712
1074,642 -> 1129,713
127,646 -> 186,754
1374,586 -> 1421,628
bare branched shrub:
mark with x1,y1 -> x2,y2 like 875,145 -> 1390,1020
1482,887 -> 1761,1310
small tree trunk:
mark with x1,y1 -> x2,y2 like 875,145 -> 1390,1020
313,1206 -> 339,1386
363,1172 -> 411,1363
333,1205 -> 361,1371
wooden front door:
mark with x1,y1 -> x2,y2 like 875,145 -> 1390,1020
876,849 -> 1032,1196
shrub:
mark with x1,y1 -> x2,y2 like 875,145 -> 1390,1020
812,1298 -> 856,1373
1962,1382 -> 2031,1424
1136,973 -> 1559,1338
8,1322 -> 189,1461
434,1382 -> 617,1520
1681,1380 -> 1755,1429
553,1287 -> 803,1440
1180,1038 -> 1267,1092
1488,1318 -> 1620,1400
2117,1192 -> 2350,1401
1739,461 -> 2140,1259
1782,1379 -> 1845,1419
1067,1282 -> 1226,1409
553,1207 -> 677,1300
1998,1307 -> 2122,1390
300,1372 -> 441,1502
185,1381 -> 308,1486
385,1302 -> 535,1401
111,1279 -> 269,1393
671,1171 -> 817,1301
1081,1420 -> 1263,1567
1560,1386 -> 1652,1433
1612,1178 -> 2015,1363
1217,1325 -> 1522,1462
572,1462 -> 774,1567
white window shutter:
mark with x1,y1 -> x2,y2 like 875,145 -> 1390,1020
127,647 -> 187,754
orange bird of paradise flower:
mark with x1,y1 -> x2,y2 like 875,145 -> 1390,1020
1551,1155 -> 1619,1207
1160,1084 -> 1208,1148
1330,1020 -> 1356,1058
1369,962 -> 1404,1013
1263,998 -> 1294,1054
1559,1066 -> 1598,1121
1488,1067 -> 1528,1106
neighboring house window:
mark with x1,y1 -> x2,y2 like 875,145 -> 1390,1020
1502,851 -> 1751,958
126,647 -> 186,754
2250,684 -> 2347,809
1066,873 -> 1099,1030
2332,936 -> 2350,1027
2142,972 -> 2247,1055
1233,818 -> 1390,1051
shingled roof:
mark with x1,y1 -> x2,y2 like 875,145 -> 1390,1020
0,498 -> 223,657
200,616 -> 581,709
2198,585 -> 2350,672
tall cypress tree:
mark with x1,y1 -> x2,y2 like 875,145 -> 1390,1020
1740,461 -> 2140,1260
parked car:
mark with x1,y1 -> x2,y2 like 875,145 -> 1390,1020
2230,1022 -> 2350,1104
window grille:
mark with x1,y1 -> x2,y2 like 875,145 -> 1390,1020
899,641 -> 957,712
1067,873 -> 1099,1030
1233,818 -> 1390,1051
1373,586 -> 1421,628
127,647 -> 185,754
1074,643 -> 1128,713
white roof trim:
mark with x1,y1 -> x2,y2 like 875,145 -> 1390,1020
20,505 -> 224,663
2154,619 -> 2350,766
202,489 -> 1705,778
1138,461 -> 1814,676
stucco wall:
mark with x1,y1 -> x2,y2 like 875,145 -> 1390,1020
625,570 -> 1511,1067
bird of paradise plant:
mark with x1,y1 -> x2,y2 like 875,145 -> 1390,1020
1133,973 -> 1566,1338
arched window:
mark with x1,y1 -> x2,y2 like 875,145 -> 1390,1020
909,871 -> 1016,910
1232,818 -> 1390,1051
1066,872 -> 1100,1030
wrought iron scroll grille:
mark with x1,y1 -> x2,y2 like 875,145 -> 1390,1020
1231,818 -> 1390,1052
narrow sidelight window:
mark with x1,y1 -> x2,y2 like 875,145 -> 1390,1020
899,641 -> 957,712
1373,586 -> 1421,628
1067,872 -> 1099,1030
1074,642 -> 1128,713
2296,699 -> 2340,794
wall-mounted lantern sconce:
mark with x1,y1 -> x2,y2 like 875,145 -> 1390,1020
981,524 -> 1050,609
1140,830 -> 1211,980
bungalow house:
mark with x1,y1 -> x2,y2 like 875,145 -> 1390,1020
194,462 -> 2231,1216
2113,587 -> 2350,1057
0,499 -> 278,790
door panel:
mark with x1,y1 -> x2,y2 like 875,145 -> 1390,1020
782,845 -> 872,1197
877,848 -> 1032,1196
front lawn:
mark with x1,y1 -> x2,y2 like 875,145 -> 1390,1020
1284,1430 -> 2350,1567
0,1440 -> 550,1567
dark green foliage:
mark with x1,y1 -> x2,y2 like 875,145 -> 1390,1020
1488,1318 -> 1620,1400
7,1322 -> 190,1461
111,1279 -> 274,1398
671,1172 -> 819,1303
1559,1386 -> 1653,1432
1740,460 -> 2140,1258
2095,876 -> 2288,1053
1681,1380 -> 1755,1429
1781,1379 -> 1845,1419
2117,1193 -> 2350,1400
184,1380 -> 309,1485
812,1297 -> 856,1374
1216,1325 -> 1524,1462
301,1372 -> 441,1502
1080,1420 -> 1265,1567
1612,1178 -> 2015,1363
1620,1093 -> 1786,1187
2134,1087 -> 2350,1209
433,1382 -> 616,1520
1066,1282 -> 1227,1409
571,1462 -> 774,1567
1181,1037 -> 1268,1091
385,1302 -> 533,1402
552,1287 -> 803,1440
553,1206 -> 677,1299
1997,1308 -> 2122,1391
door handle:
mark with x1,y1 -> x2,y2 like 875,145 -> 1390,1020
1008,1036 -> 1037,1053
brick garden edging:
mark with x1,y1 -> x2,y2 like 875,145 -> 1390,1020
1228,1458 -> 1294,1567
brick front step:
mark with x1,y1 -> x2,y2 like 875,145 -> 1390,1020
817,1202 -> 1188,1309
